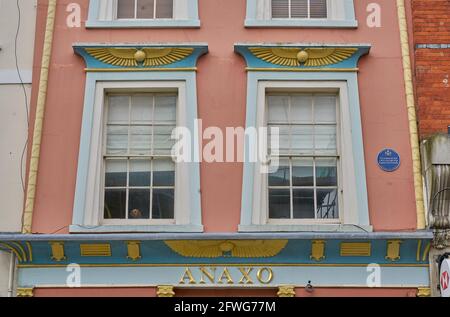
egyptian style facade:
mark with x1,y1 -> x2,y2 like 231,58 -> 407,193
0,0 -> 438,297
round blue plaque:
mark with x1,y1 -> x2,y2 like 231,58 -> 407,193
377,149 -> 401,172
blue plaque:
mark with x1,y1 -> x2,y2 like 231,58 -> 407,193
377,149 -> 401,172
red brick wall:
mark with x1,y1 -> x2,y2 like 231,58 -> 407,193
412,0 -> 450,139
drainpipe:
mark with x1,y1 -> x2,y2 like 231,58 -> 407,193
7,253 -> 15,297
396,0 -> 426,229
22,0 -> 58,233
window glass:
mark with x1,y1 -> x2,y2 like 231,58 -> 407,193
137,0 -> 155,19
117,0 -> 174,19
267,93 -> 339,220
104,94 -> 177,221
117,0 -> 135,19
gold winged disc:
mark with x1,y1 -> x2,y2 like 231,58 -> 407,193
164,240 -> 288,258
85,47 -> 194,67
249,47 -> 358,67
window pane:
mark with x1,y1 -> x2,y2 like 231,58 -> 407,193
104,189 -> 126,219
269,159 -> 290,186
276,126 -> 291,154
153,125 -> 175,154
154,95 -> 176,123
128,189 -> 150,219
106,126 -> 128,155
316,159 -> 338,186
314,125 -> 336,154
267,95 -> 289,122
153,159 -> 175,187
291,125 -> 314,154
268,126 -> 281,155
310,0 -> 327,18
105,160 -> 127,187
293,189 -> 314,219
152,189 -> 174,219
155,0 -> 173,18
269,189 -> 291,219
131,95 -> 153,123
117,0 -> 135,19
272,0 -> 289,18
291,0 -> 308,18
108,96 -> 129,123
291,95 -> 313,123
314,95 -> 336,123
316,189 -> 338,219
130,126 -> 152,155
129,160 -> 151,187
137,0 -> 155,18
292,159 -> 314,186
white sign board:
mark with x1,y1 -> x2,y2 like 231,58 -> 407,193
440,259 -> 450,297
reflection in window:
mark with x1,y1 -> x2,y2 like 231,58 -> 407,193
268,93 -> 339,220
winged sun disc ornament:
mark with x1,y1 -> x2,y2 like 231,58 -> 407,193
165,240 -> 288,258
85,47 -> 194,67
249,47 -> 358,67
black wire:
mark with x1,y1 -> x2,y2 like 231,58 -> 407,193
14,0 -> 29,195
50,226 -> 70,234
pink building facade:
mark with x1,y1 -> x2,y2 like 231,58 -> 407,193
0,0 -> 433,297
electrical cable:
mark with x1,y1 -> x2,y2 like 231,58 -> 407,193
14,0 -> 30,230
14,0 -> 29,198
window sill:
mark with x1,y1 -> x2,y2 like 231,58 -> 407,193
244,19 -> 358,28
238,224 -> 373,233
69,224 -> 204,233
85,19 -> 201,29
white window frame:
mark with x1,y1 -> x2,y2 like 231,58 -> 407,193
251,81 -> 358,228
115,0 -> 175,20
246,0 -> 357,28
83,81 -> 192,228
87,0 -> 200,28
265,92 -> 342,225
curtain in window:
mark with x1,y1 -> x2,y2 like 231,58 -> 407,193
271,0 -> 290,18
271,0 -> 327,19
290,0 -> 308,19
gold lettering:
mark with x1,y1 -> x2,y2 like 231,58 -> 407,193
238,267 -> 254,284
218,268 -> 234,284
179,268 -> 196,284
256,267 -> 273,284
199,267 -> 216,284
